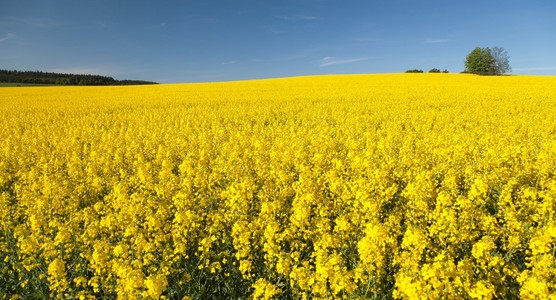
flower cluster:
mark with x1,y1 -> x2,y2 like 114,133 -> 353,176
1,74 -> 556,298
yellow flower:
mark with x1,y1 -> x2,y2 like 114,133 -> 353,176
252,278 -> 281,300
468,281 -> 494,300
472,236 -> 495,260
2,74 -> 556,298
47,258 -> 68,292
144,274 -> 168,299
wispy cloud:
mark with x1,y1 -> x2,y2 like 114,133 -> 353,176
298,15 -> 322,20
85,21 -> 110,29
425,38 -> 450,44
251,54 -> 307,63
513,66 -> 556,72
319,56 -> 371,67
202,17 -> 221,25
278,15 -> 323,21
2,16 -> 61,28
222,61 -> 237,65
48,67 -> 115,76
347,37 -> 378,43
0,33 -> 15,43
48,67 -> 155,79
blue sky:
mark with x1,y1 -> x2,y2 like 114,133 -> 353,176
1,0 -> 555,83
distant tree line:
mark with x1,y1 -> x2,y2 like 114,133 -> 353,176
405,68 -> 449,73
0,69 -> 157,86
403,46 -> 511,76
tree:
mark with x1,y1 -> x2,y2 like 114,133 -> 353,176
464,47 -> 511,75
0,69 -> 157,85
428,68 -> 441,73
405,69 -> 424,73
464,47 -> 492,75
490,46 -> 511,75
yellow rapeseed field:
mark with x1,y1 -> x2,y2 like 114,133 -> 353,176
1,73 -> 556,299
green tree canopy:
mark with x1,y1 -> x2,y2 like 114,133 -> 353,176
405,69 -> 424,73
464,47 -> 511,75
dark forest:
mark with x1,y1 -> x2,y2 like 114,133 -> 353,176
0,69 -> 157,86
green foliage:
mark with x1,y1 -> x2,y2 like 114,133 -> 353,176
429,68 -> 441,73
405,69 -> 424,73
464,47 -> 511,75
465,47 -> 492,75
0,69 -> 158,86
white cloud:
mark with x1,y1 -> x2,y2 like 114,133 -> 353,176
278,15 -> 323,21
319,56 -> 371,67
348,37 -> 378,43
0,33 -> 15,43
48,67 -> 115,76
4,17 -> 61,28
425,38 -> 450,44
513,66 -> 556,72
222,61 -> 237,65
251,54 -> 307,63
298,15 -> 322,20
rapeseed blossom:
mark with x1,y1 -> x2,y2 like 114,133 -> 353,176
1,74 -> 556,298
